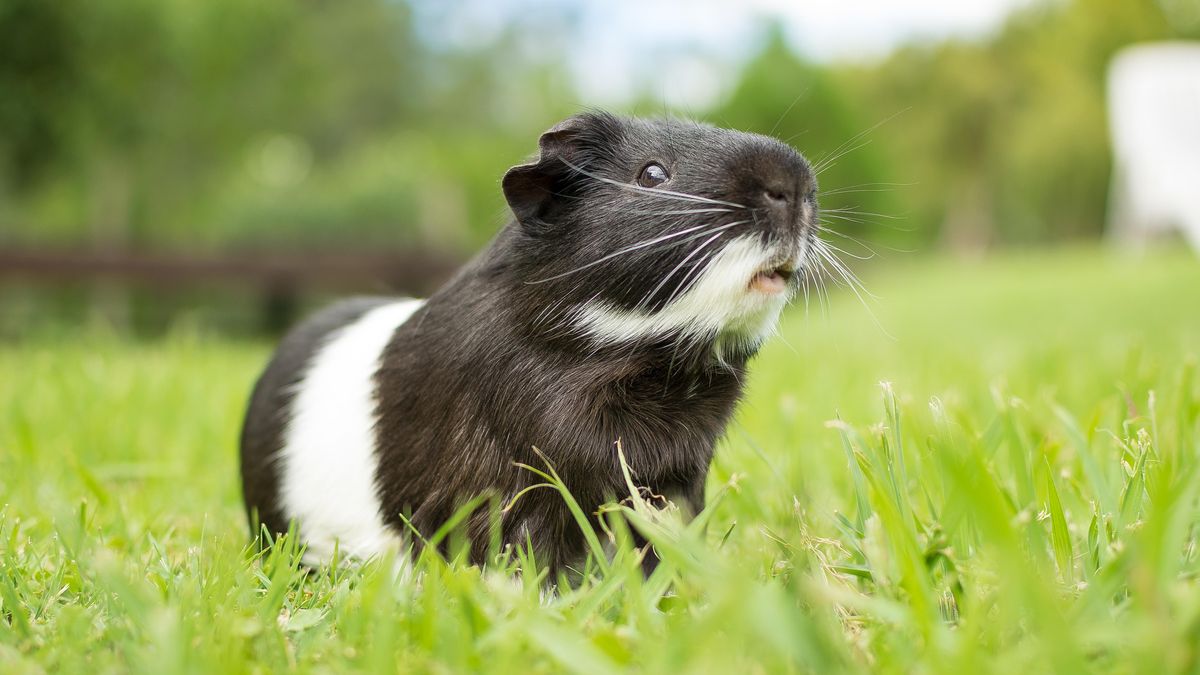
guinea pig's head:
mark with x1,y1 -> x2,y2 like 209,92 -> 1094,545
502,112 -> 818,359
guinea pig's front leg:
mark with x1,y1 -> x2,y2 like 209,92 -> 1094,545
500,488 -> 594,577
626,478 -> 706,577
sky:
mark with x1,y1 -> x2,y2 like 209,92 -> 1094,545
416,0 -> 1039,106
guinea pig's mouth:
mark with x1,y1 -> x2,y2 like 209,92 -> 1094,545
749,262 -> 796,295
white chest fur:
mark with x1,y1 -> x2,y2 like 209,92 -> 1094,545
278,299 -> 423,564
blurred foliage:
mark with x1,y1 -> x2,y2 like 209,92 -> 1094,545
1,0 -> 1198,254
843,0 -> 1198,249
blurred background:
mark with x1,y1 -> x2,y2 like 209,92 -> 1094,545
1,0 -> 1198,337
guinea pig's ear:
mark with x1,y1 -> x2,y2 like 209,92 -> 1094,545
502,116 -> 591,225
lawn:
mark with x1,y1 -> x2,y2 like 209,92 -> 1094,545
2,248 -> 1199,673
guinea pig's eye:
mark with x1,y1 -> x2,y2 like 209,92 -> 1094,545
637,163 -> 669,188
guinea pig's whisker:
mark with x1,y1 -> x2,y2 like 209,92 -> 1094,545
560,159 -> 747,209
819,224 -> 915,255
822,207 -> 903,220
620,208 -> 736,216
811,110 -> 906,176
820,224 -> 912,258
820,213 -> 873,226
820,213 -> 913,238
813,238 -> 874,298
815,266 -> 833,318
804,251 -> 834,318
799,267 -> 815,317
527,220 -> 745,285
820,253 -> 891,339
635,230 -> 728,312
811,135 -> 868,174
813,139 -> 874,176
526,223 -> 713,284
662,245 -> 725,309
809,239 -> 890,338
626,222 -> 742,313
816,225 -> 886,259
819,182 -> 915,196
818,238 -> 876,261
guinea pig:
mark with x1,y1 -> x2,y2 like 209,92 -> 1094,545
239,111 -> 818,573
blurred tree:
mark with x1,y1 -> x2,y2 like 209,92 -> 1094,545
714,25 -> 905,253
990,0 -> 1179,242
850,40 -> 1011,251
3,0 -> 1199,258
1,0 -> 429,250
843,0 -> 1197,249
0,0 -> 80,189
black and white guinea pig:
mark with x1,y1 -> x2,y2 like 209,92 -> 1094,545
239,111 -> 818,573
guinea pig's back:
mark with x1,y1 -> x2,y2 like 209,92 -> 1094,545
239,296 -> 424,561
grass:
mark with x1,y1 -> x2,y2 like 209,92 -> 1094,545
2,247 -> 1200,673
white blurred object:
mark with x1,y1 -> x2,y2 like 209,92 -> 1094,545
1107,42 -> 1200,251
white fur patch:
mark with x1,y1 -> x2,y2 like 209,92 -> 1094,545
279,299 -> 423,564
573,236 -> 795,351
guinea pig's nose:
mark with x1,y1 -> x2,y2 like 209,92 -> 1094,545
762,188 -> 790,205
759,183 -> 795,214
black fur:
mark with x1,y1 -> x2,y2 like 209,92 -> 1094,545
240,112 -> 817,573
